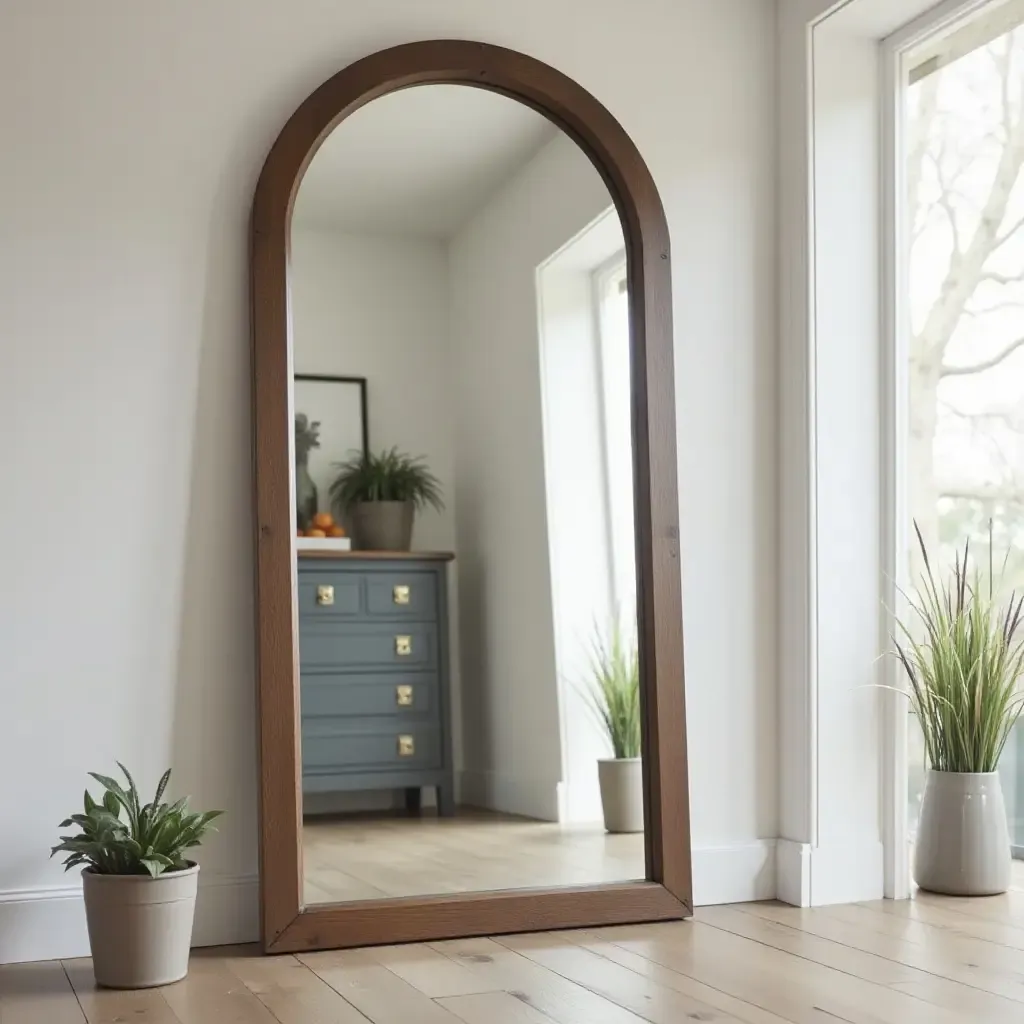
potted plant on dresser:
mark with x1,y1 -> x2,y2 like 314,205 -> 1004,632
586,621 -> 643,833
330,446 -> 444,551
897,526 -> 1024,895
51,764 -> 222,988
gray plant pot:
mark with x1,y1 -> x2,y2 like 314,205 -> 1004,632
914,770 -> 1011,896
597,758 -> 644,834
83,863 -> 199,988
350,500 -> 414,551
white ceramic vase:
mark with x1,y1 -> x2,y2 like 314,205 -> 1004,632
914,770 -> 1011,896
597,758 -> 644,833
82,863 -> 199,988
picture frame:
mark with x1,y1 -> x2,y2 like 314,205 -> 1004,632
293,374 -> 369,528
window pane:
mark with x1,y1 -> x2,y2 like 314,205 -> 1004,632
597,261 -> 635,615
905,16 -> 1024,862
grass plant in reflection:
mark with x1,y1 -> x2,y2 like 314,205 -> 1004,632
585,619 -> 641,759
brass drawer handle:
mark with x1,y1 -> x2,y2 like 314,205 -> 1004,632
393,584 -> 410,605
398,734 -> 415,757
316,585 -> 334,606
395,635 -> 412,656
396,684 -> 414,707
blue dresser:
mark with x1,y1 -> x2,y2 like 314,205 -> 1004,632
298,551 -> 456,816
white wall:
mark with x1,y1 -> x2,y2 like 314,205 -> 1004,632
775,0 -> 941,907
449,133 -> 614,821
291,228 -> 454,552
291,227 -> 458,814
539,216 -> 628,825
0,0 -> 776,961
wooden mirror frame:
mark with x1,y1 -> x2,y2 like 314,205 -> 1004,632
250,39 -> 691,954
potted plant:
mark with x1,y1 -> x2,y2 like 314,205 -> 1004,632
330,446 -> 443,551
585,620 -> 643,833
894,525 -> 1024,895
51,764 -> 222,988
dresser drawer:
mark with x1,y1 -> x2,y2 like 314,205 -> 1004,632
299,621 -> 437,671
364,571 -> 437,620
301,672 -> 437,719
296,570 -> 362,618
301,721 -> 442,772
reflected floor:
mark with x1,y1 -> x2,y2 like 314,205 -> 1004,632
302,807 -> 645,904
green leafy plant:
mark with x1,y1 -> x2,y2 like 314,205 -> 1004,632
51,764 -> 223,878
584,620 -> 641,759
329,446 -> 444,514
894,524 -> 1024,774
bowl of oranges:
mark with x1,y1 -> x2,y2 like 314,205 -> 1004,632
296,513 -> 351,551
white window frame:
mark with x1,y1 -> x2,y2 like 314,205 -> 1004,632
777,0 -> 994,906
592,252 -> 632,617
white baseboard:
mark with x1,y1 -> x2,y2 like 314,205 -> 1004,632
459,770 -> 560,821
0,874 -> 258,966
692,841 -> 776,906
0,836 -> 882,963
776,839 -> 884,907
776,839 -> 811,906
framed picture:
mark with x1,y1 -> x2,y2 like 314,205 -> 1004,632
293,375 -> 368,528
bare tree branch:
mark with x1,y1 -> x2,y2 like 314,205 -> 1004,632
940,485 -> 1024,502
940,401 -> 1024,428
980,269 -> 1024,286
941,334 -> 1024,375
991,208 -> 1024,250
965,297 -> 1024,315
915,45 -> 1024,366
908,74 -> 940,241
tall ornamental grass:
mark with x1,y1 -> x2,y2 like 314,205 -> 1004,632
585,620 -> 641,760
895,524 -> 1024,774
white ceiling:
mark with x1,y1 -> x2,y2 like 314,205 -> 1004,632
292,85 -> 559,238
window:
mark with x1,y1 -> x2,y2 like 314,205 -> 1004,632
903,2 -> 1024,856
594,257 -> 635,617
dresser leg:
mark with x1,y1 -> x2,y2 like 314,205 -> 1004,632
437,784 -> 456,818
404,788 -> 422,815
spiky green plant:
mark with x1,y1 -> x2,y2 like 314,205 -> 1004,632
50,764 -> 223,878
894,524 -> 1024,774
329,447 -> 444,514
584,621 -> 641,759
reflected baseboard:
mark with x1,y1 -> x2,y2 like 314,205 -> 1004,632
458,769 -> 560,821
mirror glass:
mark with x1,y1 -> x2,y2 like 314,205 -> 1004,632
290,84 -> 643,904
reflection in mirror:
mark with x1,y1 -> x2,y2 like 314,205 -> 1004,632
290,84 -> 641,904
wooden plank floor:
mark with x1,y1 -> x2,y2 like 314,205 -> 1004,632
303,810 -> 646,903
12,866 -> 1024,1023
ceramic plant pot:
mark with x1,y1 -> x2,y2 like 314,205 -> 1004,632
350,500 -> 414,551
82,863 -> 199,988
597,757 -> 644,833
914,770 -> 1011,896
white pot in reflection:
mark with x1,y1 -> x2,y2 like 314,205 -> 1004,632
597,757 -> 644,834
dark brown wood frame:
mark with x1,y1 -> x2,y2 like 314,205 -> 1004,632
250,39 -> 691,954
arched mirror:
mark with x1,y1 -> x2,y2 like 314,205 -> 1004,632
252,41 -> 690,954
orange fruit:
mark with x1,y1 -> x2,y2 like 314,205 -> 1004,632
328,525 -> 346,538
312,512 -> 335,530
306,528 -> 327,538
